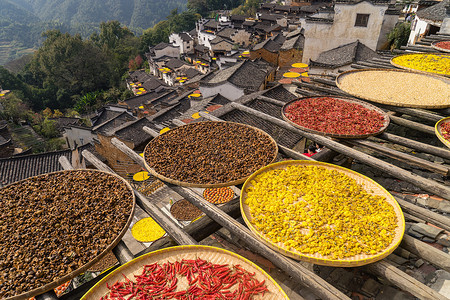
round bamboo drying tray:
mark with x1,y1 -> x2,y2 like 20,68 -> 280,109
240,160 -> 405,267
143,121 -> 278,188
1,169 -> 135,300
281,96 -> 390,139
390,53 -> 450,77
336,68 -> 450,109
435,117 -> 450,149
81,245 -> 289,299
431,40 -> 450,53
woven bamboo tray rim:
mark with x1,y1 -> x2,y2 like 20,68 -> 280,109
81,245 -> 289,300
143,121 -> 278,188
2,169 -> 136,300
336,68 -> 450,109
431,40 -> 450,53
390,53 -> 450,77
281,96 -> 390,139
240,160 -> 405,267
435,117 -> 450,149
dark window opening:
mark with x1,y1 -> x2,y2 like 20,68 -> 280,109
355,14 -> 370,27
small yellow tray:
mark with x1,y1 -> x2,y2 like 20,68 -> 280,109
435,117 -> 450,149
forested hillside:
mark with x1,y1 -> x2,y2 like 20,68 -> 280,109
0,0 -> 187,65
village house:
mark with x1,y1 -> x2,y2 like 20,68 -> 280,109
147,42 -> 180,60
408,0 -> 450,44
199,60 -> 275,100
217,27 -> 253,47
309,40 -> 380,74
300,0 -> 400,62
168,32 -> 195,55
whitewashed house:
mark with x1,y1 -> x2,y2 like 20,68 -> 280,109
169,32 -> 194,54
408,0 -> 450,44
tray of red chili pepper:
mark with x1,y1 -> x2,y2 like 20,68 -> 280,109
81,245 -> 288,300
282,96 -> 390,138
435,117 -> 450,149
431,40 -> 450,53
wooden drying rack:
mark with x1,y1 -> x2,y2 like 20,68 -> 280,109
35,74 -> 450,300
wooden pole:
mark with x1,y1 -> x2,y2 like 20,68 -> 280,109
230,103 -> 450,200
58,156 -> 74,170
348,139 -> 450,176
394,195 -> 450,232
81,150 -> 197,246
401,235 -> 450,273
365,260 -> 449,300
388,114 -> 436,135
377,132 -> 450,160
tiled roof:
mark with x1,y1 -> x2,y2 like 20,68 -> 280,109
184,68 -> 202,79
179,32 -> 193,41
166,58 -> 188,70
259,14 -> 279,22
113,117 -> 154,148
281,34 -> 304,50
309,40 -> 379,68
230,15 -> 246,21
253,39 -> 281,52
204,20 -> 219,29
194,44 -> 209,52
153,42 -> 174,50
91,109 -> 122,127
286,28 -> 302,39
92,112 -> 136,134
0,149 -> 72,186
271,33 -> 286,45
122,92 -> 164,109
142,77 -> 167,91
417,0 -> 449,22
210,36 -> 233,45
219,108 -> 302,148
217,28 -> 236,39
210,94 -> 231,105
243,20 -> 255,26
262,85 -> 298,102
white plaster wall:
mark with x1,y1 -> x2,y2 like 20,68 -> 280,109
440,18 -> 450,34
302,2 -> 388,62
377,14 -> 399,50
408,17 -> 429,45
199,82 -> 244,100
64,128 -> 94,149
198,31 -> 216,49
169,34 -> 194,54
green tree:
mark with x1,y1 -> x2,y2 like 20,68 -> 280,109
387,22 -> 411,50
0,92 -> 30,123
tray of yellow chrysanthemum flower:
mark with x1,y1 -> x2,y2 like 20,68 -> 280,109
390,53 -> 450,77
241,160 -> 405,267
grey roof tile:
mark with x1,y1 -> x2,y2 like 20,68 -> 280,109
417,0 -> 449,22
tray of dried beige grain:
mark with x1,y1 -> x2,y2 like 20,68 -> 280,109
390,53 -> 450,77
241,160 -> 405,267
336,69 -> 450,109
143,121 -> 278,188
81,245 -> 289,299
0,169 -> 135,300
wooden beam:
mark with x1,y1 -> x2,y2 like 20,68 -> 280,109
401,235 -> 450,273
230,103 -> 450,200
58,156 -> 74,170
348,139 -> 450,176
377,132 -> 450,160
381,107 -> 444,123
394,195 -> 450,232
388,114 -> 436,135
365,260 -> 449,300
81,149 -> 197,246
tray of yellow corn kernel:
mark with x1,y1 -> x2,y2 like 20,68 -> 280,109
241,160 -> 405,267
390,53 -> 450,77
435,117 -> 450,149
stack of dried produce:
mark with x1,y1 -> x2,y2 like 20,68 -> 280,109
244,164 -> 398,260
144,122 -> 277,185
391,53 -> 450,76
0,170 -> 134,299
203,187 -> 235,204
170,199 -> 203,221
283,97 -> 387,136
101,258 -> 269,299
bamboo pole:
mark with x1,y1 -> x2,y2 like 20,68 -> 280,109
377,132 -> 450,160
365,260 -> 449,300
388,114 -> 436,135
58,156 -> 74,170
230,103 -> 450,200
401,235 -> 450,273
81,150 -> 197,246
348,139 -> 450,176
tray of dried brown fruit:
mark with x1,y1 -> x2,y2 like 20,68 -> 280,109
81,245 -> 288,299
0,169 -> 135,300
143,121 -> 278,188
282,96 -> 390,139
336,69 -> 450,109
